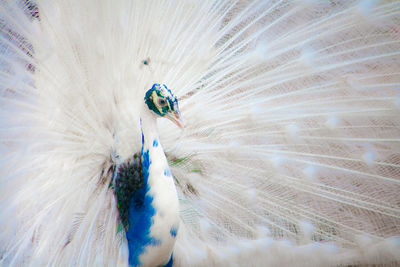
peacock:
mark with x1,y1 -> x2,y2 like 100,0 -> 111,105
1,0 -> 400,266
112,83 -> 183,267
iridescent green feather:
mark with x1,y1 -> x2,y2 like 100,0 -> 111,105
113,153 -> 143,231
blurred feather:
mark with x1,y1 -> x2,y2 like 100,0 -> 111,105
0,0 -> 399,266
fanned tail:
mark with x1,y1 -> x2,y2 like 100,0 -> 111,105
1,0 -> 399,266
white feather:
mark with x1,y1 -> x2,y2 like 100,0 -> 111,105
1,0 -> 399,266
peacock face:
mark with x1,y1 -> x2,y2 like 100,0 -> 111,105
144,83 -> 183,128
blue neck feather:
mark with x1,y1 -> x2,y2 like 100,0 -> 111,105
126,132 -> 160,266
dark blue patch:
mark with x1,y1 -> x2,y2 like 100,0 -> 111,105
164,168 -> 171,177
170,226 -> 178,238
163,254 -> 174,267
126,148 -> 160,266
153,139 -> 158,147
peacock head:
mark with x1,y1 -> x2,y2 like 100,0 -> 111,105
144,83 -> 183,128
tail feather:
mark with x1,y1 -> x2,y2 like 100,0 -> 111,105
1,0 -> 399,266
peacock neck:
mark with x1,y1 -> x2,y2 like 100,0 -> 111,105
139,108 -> 179,211
140,110 -> 159,152
139,111 -> 169,191
127,108 -> 179,267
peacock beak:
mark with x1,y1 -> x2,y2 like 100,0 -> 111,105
167,110 -> 184,129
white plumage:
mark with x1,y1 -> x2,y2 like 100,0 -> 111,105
0,0 -> 399,266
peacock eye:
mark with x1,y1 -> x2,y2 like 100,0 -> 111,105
158,99 -> 167,107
